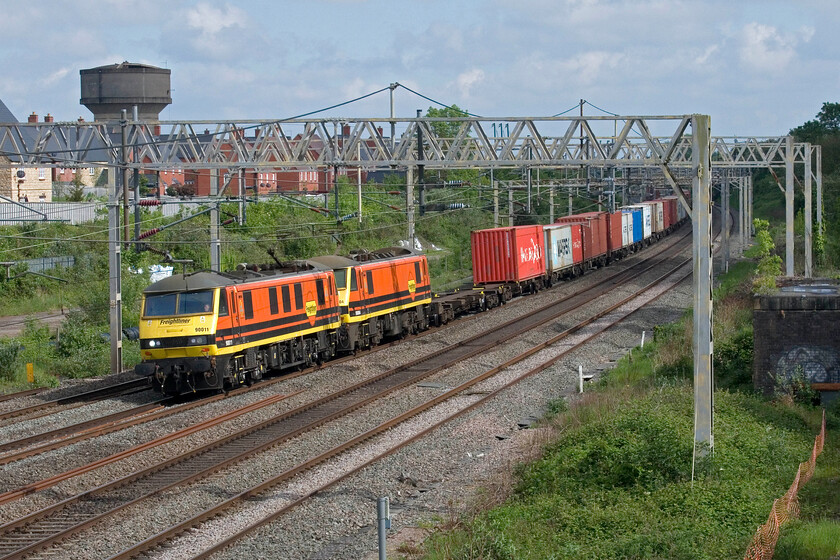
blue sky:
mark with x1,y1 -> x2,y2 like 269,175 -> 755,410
1,0 -> 837,135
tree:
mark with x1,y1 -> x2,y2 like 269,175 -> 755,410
425,105 -> 469,140
67,171 -> 86,202
790,102 -> 840,141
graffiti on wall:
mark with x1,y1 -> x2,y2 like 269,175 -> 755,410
774,346 -> 840,384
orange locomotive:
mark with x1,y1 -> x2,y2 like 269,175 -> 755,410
136,261 -> 341,395
136,248 -> 432,395
309,247 -> 432,352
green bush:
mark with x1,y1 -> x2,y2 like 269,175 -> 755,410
0,340 -> 21,382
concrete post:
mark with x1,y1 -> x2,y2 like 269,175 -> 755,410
210,169 -> 221,272
805,143 -> 813,278
785,135 -> 795,276
722,177 -> 729,273
549,184 -> 555,223
493,180 -> 499,228
816,145 -> 823,227
406,166 -> 415,248
108,197 -> 122,374
691,114 -> 714,463
748,174 -> 753,237
508,187 -> 514,227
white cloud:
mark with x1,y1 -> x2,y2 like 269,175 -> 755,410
41,68 -> 69,87
739,22 -> 814,71
695,45 -> 719,65
455,69 -> 485,98
185,3 -> 247,35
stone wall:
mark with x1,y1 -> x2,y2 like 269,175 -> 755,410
753,281 -> 840,397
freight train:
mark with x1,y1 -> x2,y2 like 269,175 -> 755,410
135,197 -> 686,396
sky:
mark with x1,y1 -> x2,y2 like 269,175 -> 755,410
0,0 -> 837,137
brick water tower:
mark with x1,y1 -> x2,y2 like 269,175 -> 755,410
80,61 -> 171,121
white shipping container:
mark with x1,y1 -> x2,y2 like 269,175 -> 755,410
544,224 -> 576,272
622,212 -> 632,247
653,201 -> 664,232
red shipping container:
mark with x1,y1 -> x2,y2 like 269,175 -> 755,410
605,212 -> 624,253
662,197 -> 678,229
556,211 -> 608,260
570,223 -> 584,264
471,225 -> 546,284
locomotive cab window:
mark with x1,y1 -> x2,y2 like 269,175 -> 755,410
349,269 -> 358,291
218,292 -> 229,316
294,283 -> 303,310
334,268 -> 347,289
316,279 -> 325,305
281,285 -> 291,313
366,271 -> 374,293
414,262 -> 421,282
144,290 -> 214,317
242,291 -> 254,320
269,287 -> 279,315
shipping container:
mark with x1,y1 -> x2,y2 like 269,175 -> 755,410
660,196 -> 681,227
644,201 -> 664,233
624,204 -> 652,239
544,223 -> 583,274
606,211 -> 624,253
471,225 -> 546,284
674,196 -> 687,222
621,211 -> 633,247
556,211 -> 609,260
657,198 -> 674,229
621,207 -> 643,244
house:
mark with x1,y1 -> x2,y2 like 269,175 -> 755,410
0,103 -> 54,202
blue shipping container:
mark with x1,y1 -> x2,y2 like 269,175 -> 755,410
622,208 -> 643,244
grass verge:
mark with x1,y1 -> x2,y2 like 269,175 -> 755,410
415,260 -> 840,560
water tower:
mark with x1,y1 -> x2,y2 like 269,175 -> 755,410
80,62 -> 171,121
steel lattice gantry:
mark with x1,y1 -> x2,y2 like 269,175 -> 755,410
0,114 -> 820,462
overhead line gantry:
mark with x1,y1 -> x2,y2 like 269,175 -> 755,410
0,113 -> 822,468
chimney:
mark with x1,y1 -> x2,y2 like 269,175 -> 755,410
28,112 -> 38,123
153,125 -> 161,136
377,127 -> 383,136
343,125 -> 351,137
44,114 -> 54,123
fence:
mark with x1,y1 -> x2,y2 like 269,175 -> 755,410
0,199 -> 188,226
743,409 -> 826,560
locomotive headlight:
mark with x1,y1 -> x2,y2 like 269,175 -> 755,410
147,339 -> 162,348
188,336 -> 207,345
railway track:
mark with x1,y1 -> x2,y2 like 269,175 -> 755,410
0,378 -> 152,423
0,231 -> 691,560
119,240 -> 695,560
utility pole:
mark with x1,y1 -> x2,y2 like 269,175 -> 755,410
722,174 -> 729,273
389,83 -> 398,152
416,109 -> 425,216
493,179 -> 499,228
132,106 -> 141,246
121,110 -> 130,248
406,165 -> 415,248
805,143 -> 813,278
210,169 -> 221,272
508,186 -> 514,227
549,184 -> 554,223
785,135 -> 795,276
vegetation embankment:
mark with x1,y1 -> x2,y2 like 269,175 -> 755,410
414,259 -> 840,560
